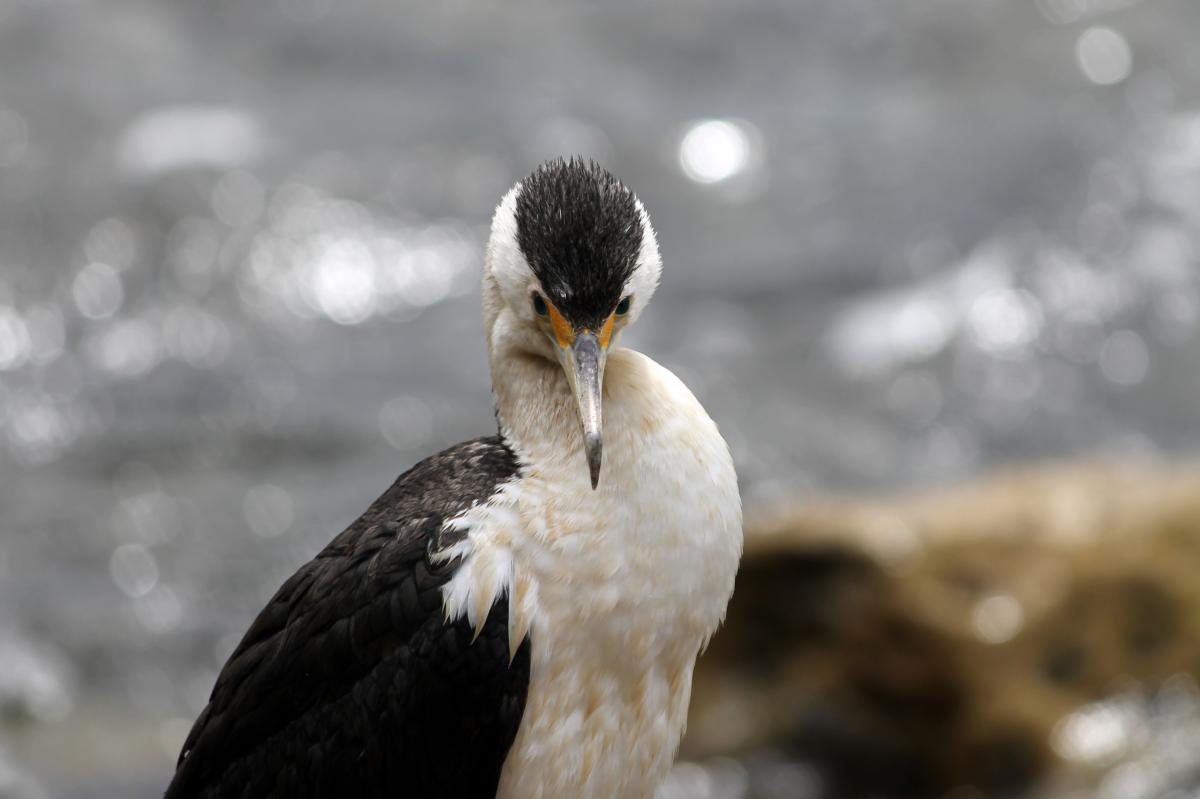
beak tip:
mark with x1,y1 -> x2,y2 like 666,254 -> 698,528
585,432 -> 602,490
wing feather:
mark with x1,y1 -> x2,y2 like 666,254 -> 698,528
165,437 -> 530,799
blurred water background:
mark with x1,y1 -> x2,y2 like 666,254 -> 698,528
2,0 -> 1200,797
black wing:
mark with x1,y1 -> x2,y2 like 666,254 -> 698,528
166,437 -> 530,799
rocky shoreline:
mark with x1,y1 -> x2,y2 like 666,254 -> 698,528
682,461 -> 1200,798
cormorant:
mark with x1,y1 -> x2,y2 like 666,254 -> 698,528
166,158 -> 743,799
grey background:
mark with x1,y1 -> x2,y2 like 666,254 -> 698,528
0,0 -> 1198,796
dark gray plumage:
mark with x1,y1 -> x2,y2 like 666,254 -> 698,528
165,437 -> 529,799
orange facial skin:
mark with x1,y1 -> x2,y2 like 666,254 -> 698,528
597,313 -> 616,349
546,302 -> 575,348
544,298 -> 617,349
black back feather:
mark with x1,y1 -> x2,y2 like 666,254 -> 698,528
165,437 -> 529,799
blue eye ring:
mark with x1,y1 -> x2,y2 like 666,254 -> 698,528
532,294 -> 549,317
615,296 -> 632,316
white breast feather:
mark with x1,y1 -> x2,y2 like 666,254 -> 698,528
440,349 -> 742,799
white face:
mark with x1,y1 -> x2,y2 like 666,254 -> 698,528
483,168 -> 665,489
485,182 -> 662,343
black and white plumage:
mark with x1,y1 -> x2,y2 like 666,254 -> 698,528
167,159 -> 742,799
167,439 -> 528,798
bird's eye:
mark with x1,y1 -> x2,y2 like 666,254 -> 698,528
532,294 -> 549,317
615,296 -> 632,316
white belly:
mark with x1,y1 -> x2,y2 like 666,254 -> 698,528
496,596 -> 700,799
443,349 -> 742,799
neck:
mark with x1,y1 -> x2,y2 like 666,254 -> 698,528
482,273 -> 579,465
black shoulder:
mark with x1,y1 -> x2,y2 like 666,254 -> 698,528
370,434 -> 520,524
166,436 -> 529,799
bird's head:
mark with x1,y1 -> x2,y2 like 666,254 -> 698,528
485,158 -> 662,490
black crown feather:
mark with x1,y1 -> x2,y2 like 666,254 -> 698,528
515,158 -> 644,330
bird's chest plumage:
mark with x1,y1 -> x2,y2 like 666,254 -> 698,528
500,471 -> 737,799
442,354 -> 742,799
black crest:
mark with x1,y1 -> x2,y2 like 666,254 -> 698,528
515,158 -> 644,330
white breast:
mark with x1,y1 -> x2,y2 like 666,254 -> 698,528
440,349 -> 742,799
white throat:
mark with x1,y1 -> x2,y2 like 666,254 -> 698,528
439,306 -> 742,798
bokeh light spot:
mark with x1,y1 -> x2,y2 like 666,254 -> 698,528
1052,699 -> 1137,764
89,319 -> 162,377
117,105 -> 265,176
971,593 -> 1024,644
1099,329 -> 1149,386
72,262 -> 123,320
0,307 -> 31,371
133,586 -> 183,634
1076,27 -> 1133,86
968,289 -> 1044,354
305,237 -> 378,325
679,119 -> 752,184
109,543 -> 159,599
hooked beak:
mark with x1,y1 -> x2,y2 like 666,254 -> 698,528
556,331 -> 607,489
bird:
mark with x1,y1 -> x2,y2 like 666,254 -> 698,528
165,158 -> 743,799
